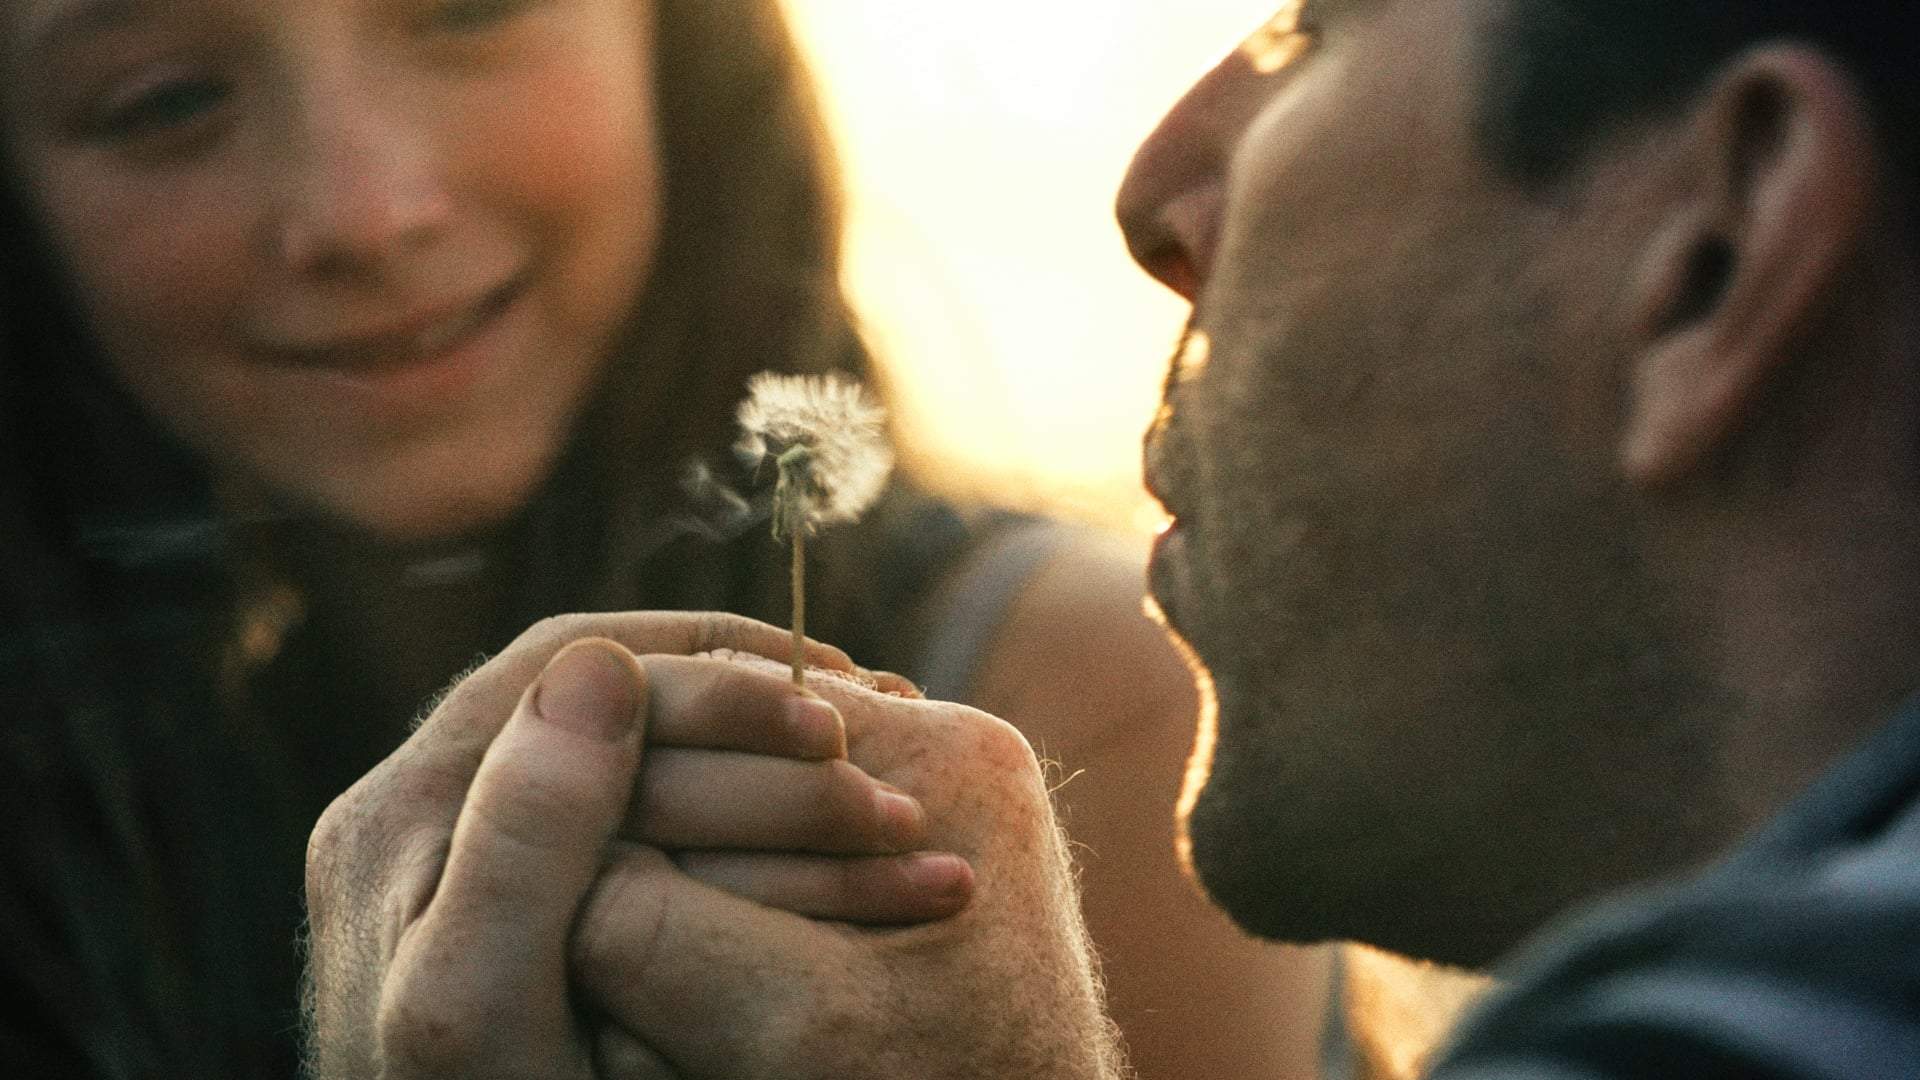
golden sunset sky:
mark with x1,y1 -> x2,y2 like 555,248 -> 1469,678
780,1 -> 1277,529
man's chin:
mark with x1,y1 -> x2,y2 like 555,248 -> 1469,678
1178,769 -> 1340,944
1178,730 -> 1528,969
1186,811 -> 1516,965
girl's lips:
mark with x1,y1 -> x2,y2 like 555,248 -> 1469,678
266,277 -> 531,414
267,278 -> 524,373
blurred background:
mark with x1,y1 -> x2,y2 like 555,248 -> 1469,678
779,0 -> 1278,531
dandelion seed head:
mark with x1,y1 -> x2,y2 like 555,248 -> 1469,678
735,372 -> 893,532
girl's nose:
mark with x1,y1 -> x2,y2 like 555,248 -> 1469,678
267,82 -> 454,276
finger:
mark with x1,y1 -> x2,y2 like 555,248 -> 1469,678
676,849 -> 974,925
593,1025 -> 682,1080
385,638 -> 646,1067
690,652 -> 918,750
572,845 -> 855,1072
626,751 -> 926,854
418,611 -> 854,768
437,638 -> 646,934
591,610 -> 856,674
638,654 -> 846,760
862,668 -> 924,698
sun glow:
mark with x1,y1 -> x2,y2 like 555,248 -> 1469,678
1240,0 -> 1314,73
779,1 -> 1280,529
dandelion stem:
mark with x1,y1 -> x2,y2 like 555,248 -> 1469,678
737,374 -> 891,689
790,527 -> 806,686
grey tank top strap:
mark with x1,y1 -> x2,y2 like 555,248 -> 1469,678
910,520 -> 1071,704
1321,946 -> 1359,1080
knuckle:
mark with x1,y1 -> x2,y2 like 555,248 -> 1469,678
473,760 -> 591,854
949,709 -> 1055,823
305,798 -> 348,897
759,987 -> 866,1079
526,612 -> 589,653
376,980 -> 477,1075
307,795 -> 442,963
965,709 -> 1042,772
822,759 -> 882,834
385,825 -> 452,929
416,663 -> 500,737
595,1025 -> 681,1080
691,610 -> 760,655
305,783 -> 373,915
571,850 -> 671,987
676,660 -> 738,721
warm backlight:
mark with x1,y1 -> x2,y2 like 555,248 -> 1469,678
780,1 -> 1280,530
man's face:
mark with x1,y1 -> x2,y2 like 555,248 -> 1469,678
1119,0 -> 1741,965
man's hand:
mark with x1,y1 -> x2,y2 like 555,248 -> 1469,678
303,613 -> 973,1080
572,656 -> 1126,1080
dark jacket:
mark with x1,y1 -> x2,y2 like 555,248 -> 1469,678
1433,693 -> 1920,1079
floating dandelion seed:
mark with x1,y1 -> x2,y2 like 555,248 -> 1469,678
734,372 -> 893,683
678,459 -> 757,540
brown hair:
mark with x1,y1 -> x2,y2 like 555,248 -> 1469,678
1478,0 -> 1920,192
596,0 -> 863,473
564,0 -> 888,608
533,0 -> 952,664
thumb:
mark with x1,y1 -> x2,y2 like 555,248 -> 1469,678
393,638 -> 647,1060
571,844 -> 860,1075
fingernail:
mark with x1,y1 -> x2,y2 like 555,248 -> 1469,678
875,784 -> 925,849
904,852 -> 975,899
787,693 -> 846,759
862,668 -> 924,699
534,640 -> 640,742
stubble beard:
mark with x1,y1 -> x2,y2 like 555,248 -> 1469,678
1172,401 -> 1744,968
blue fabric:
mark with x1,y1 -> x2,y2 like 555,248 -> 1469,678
1429,694 -> 1920,1080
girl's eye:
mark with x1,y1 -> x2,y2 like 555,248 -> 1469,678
91,78 -> 230,142
429,0 -> 539,33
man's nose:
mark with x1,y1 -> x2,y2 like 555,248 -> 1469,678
1115,45 -> 1278,303
266,81 -> 453,276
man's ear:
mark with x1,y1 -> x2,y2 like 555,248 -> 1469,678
1620,46 -> 1880,489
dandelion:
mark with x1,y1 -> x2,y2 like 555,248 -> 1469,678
734,372 -> 893,683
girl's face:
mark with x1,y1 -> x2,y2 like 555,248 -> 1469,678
5,0 -> 664,541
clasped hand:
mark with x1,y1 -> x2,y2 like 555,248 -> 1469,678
304,611 -> 1119,1079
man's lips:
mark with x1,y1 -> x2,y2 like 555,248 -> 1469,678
1146,518 -> 1190,633
260,278 -> 524,373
